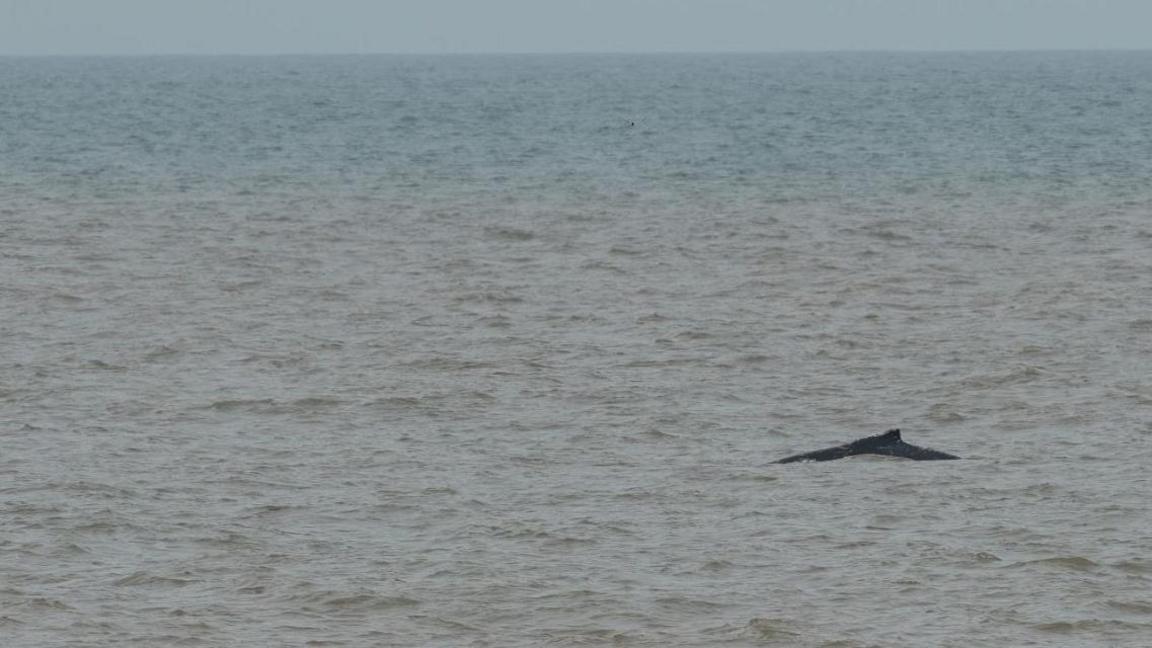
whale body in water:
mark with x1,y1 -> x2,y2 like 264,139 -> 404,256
776,429 -> 960,463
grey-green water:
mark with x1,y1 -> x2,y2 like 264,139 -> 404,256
3,52 -> 1152,647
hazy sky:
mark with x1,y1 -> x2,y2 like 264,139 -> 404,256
2,0 -> 1150,56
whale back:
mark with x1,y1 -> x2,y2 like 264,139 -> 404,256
776,428 -> 959,463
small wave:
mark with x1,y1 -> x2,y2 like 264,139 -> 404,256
325,594 -> 421,610
960,365 -> 1045,389
579,260 -> 626,274
1012,556 -> 1099,572
1107,600 -> 1152,614
741,617 -> 801,641
1112,559 -> 1152,574
288,397 -> 343,411
205,398 -> 276,413
66,520 -> 132,535
192,530 -> 263,548
414,616 -> 485,633
701,559 -> 734,572
46,542 -> 91,558
18,597 -> 74,611
218,280 -> 264,293
142,345 -> 181,361
731,473 -> 779,483
639,428 -> 680,441
239,353 -> 310,368
1022,483 -> 1058,496
366,396 -> 425,410
293,590 -> 420,612
476,314 -> 512,328
702,617 -> 800,643
654,595 -> 729,612
736,353 -> 773,364
608,246 -> 643,256
612,488 -> 656,501
673,330 -> 713,340
200,397 -> 343,415
540,628 -> 645,645
86,359 -> 128,371
400,358 -> 498,371
621,356 -> 709,368
55,480 -> 137,497
313,288 -> 349,302
484,226 -> 535,241
1034,619 -> 1151,633
114,572 -> 198,587
926,402 -> 966,423
454,291 -> 525,304
242,504 -> 307,517
856,226 -> 915,243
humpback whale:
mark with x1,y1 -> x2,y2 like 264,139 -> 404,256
776,429 -> 960,463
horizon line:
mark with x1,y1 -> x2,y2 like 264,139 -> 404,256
2,47 -> 1151,59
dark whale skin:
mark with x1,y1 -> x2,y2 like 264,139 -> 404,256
776,429 -> 960,464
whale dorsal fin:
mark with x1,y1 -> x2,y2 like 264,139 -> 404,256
777,428 -> 959,463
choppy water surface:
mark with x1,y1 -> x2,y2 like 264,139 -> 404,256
3,53 -> 1152,647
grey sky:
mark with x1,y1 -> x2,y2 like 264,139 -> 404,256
2,0 -> 1149,56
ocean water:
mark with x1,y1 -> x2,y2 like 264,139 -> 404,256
3,52 -> 1152,647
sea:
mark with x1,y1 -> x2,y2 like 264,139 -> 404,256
3,51 -> 1152,647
